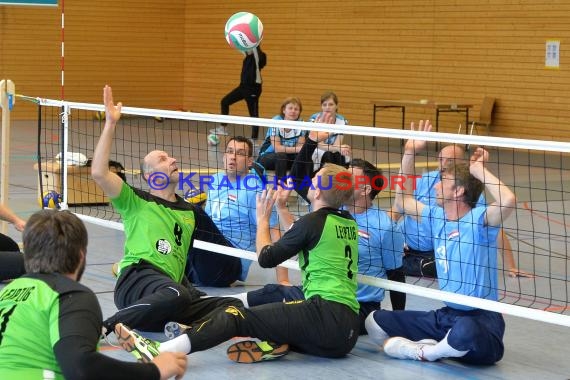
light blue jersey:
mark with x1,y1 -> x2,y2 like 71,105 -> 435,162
259,116 -> 305,156
352,206 -> 404,303
400,170 -> 485,251
205,171 -> 279,281
426,205 -> 500,310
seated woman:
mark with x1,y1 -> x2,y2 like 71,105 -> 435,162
308,91 -> 351,170
257,97 -> 306,180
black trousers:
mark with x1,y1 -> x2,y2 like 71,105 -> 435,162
246,283 -> 378,336
288,137 -> 319,202
220,83 -> 262,139
186,206 -> 242,287
103,262 -> 242,332
257,152 -> 298,179
188,295 -> 359,358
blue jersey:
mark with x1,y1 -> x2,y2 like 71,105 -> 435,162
352,206 -> 404,303
205,171 -> 279,281
400,170 -> 485,251
425,205 -> 500,310
259,116 -> 305,156
308,112 -> 347,145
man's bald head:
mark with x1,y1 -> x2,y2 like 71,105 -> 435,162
438,145 -> 465,173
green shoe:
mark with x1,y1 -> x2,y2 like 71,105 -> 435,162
227,340 -> 289,363
115,323 -> 160,363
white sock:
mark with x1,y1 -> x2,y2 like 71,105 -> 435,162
228,292 -> 250,308
422,331 -> 468,361
160,334 -> 191,354
364,312 -> 389,345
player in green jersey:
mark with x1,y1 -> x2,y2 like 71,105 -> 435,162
93,85 -> 241,334
0,209 -> 186,379
115,163 -> 361,364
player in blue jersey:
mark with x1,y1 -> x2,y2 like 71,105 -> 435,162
365,120 -> 517,365
400,144 -> 533,278
187,136 -> 288,286
257,97 -> 306,180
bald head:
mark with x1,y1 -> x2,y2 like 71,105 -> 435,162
438,145 -> 465,172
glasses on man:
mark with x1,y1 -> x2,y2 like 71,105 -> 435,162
225,148 -> 249,156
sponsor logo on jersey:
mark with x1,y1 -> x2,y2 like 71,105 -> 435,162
357,229 -> 370,239
156,239 -> 172,255
228,194 -> 237,202
447,230 -> 460,240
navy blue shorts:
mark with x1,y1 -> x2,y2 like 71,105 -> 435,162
372,306 -> 505,364
247,284 -> 305,306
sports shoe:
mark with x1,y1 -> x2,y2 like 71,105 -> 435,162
115,323 -> 161,363
164,321 -> 191,340
209,125 -> 229,136
383,337 -> 437,361
226,340 -> 289,363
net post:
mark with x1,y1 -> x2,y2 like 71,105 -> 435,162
0,79 -> 15,234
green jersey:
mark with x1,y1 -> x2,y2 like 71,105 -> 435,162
258,207 -> 360,313
113,184 -> 196,283
0,274 -> 101,380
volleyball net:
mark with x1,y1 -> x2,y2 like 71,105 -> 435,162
27,96 -> 570,327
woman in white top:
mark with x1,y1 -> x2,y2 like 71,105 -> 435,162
308,91 -> 351,170
257,97 -> 306,179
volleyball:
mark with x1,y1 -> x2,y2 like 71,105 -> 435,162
207,133 -> 220,146
39,190 -> 62,209
224,12 -> 263,52
94,111 -> 105,121
184,189 -> 207,206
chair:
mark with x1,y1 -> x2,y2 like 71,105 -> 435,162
468,96 -> 496,136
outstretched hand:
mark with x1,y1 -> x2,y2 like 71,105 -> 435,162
469,147 -> 489,177
13,218 -> 26,232
103,85 -> 122,125
508,267 -> 536,278
274,178 -> 294,209
256,189 -> 277,223
152,351 -> 187,380
404,120 -> 431,154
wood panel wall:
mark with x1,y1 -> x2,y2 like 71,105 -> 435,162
184,0 -> 570,141
2,1 -> 570,141
0,1 -> 185,117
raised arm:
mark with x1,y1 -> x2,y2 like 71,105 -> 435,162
0,204 -> 26,232
469,148 -> 516,227
394,120 -> 432,220
91,85 -> 124,198
256,189 -> 277,255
